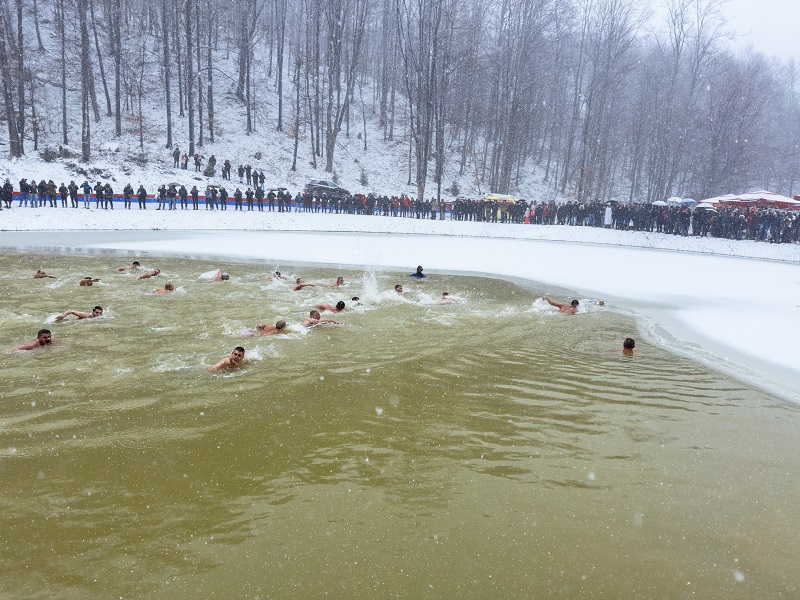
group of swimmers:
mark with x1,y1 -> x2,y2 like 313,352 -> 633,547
12,262 -> 636,367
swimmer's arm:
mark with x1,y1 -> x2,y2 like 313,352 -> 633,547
543,297 -> 564,308
10,342 -> 38,351
207,358 -> 231,372
55,310 -> 84,321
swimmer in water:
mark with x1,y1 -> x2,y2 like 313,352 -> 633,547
394,284 -> 403,294
12,329 -> 53,351
432,292 -> 458,304
302,310 -> 342,327
327,276 -> 345,287
55,306 -> 103,321
117,261 -> 141,272
267,271 -> 286,280
622,338 -> 635,356
410,265 -> 425,278
253,320 -> 288,336
137,268 -> 161,280
315,301 -> 346,313
33,269 -> 55,278
153,282 -> 175,295
543,297 -> 579,315
293,278 -> 318,291
208,346 -> 245,372
214,269 -> 230,281
80,277 -> 101,286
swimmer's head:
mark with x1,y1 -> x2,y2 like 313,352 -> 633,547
416,265 -> 423,273
37,329 -> 52,344
275,271 -> 281,277
623,338 -> 635,350
164,283 -> 175,291
336,301 -> 346,311
275,320 -> 287,330
395,284 -> 403,293
571,299 -> 579,307
92,306 -> 103,317
442,292 -> 450,297
132,261 -> 140,267
351,296 -> 360,302
221,272 -> 230,280
309,310 -> 321,319
336,277 -> 344,284
296,278 -> 303,284
231,347 -> 245,362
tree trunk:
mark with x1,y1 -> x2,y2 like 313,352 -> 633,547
32,0 -> 45,51
16,0 -> 25,154
89,0 -> 112,117
79,0 -> 91,161
162,0 -> 172,148
59,0 -> 68,145
207,5 -> 214,143
196,0 -> 203,147
185,0 -> 195,156
113,0 -> 121,135
276,0 -> 287,131
0,9 -> 22,156
291,56 -> 302,170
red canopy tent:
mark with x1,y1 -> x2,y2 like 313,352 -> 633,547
703,191 -> 800,210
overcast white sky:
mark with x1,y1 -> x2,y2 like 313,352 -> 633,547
723,0 -> 799,62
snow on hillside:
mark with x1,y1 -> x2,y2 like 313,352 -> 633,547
0,9 -> 556,204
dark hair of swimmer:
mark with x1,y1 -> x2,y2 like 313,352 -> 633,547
442,292 -> 449,297
38,328 -> 51,337
275,271 -> 281,276
623,338 -> 636,350
352,296 -> 360,302
276,320 -> 287,330
133,261 -> 140,266
165,283 -> 175,291
93,306 -> 103,311
336,301 -> 345,311
309,310 -> 321,319
571,299 -> 579,307
234,346 -> 245,353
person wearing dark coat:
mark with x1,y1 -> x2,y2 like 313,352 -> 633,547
123,183 -> 134,209
137,185 -> 148,209
104,183 -> 114,209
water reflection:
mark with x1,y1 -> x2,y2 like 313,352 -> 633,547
1,251 -> 799,599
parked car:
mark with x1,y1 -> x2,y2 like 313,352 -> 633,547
304,179 -> 351,197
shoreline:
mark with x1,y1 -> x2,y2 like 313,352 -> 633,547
4,221 -> 799,404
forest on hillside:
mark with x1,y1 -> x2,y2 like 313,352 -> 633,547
1,0 -> 799,203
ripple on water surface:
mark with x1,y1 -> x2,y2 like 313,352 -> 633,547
1,251 -> 799,599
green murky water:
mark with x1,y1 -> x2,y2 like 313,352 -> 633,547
1,251 -> 798,599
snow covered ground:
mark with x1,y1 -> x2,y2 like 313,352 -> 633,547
2,207 -> 799,403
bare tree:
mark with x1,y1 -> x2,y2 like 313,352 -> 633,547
0,8 -> 22,156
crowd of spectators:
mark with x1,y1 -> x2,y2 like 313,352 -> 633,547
2,173 -> 798,243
